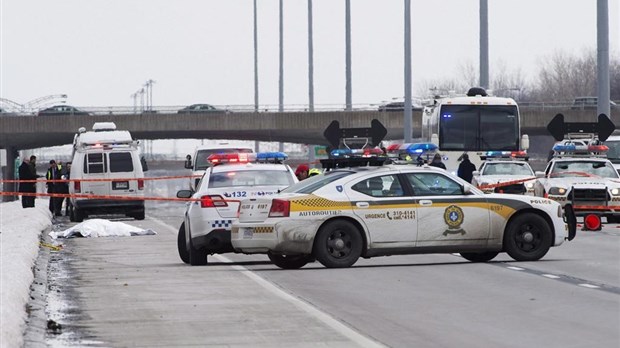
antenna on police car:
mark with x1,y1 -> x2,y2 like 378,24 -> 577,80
547,113 -> 616,142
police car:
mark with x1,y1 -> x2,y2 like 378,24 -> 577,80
471,151 -> 536,195
176,152 -> 298,265
231,155 -> 575,269
533,142 -> 620,227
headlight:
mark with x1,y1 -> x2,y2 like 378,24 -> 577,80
525,182 -> 534,189
611,188 -> 620,196
548,187 -> 567,195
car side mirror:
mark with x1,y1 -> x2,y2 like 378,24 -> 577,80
462,185 -> 471,195
472,171 -> 480,176
184,155 -> 192,169
535,171 -> 545,178
177,190 -> 193,199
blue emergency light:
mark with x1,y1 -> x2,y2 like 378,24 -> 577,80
256,151 -> 288,161
330,149 -> 352,157
552,144 -> 577,152
405,143 -> 438,154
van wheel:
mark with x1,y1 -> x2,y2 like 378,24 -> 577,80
68,205 -> 75,222
504,213 -> 552,261
134,210 -> 145,220
74,208 -> 84,223
188,232 -> 207,266
178,223 -> 189,264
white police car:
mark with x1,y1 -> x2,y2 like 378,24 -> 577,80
471,152 -> 535,195
231,160 -> 574,269
176,152 -> 298,265
533,142 -> 620,226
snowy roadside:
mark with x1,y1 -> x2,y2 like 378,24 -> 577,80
1,200 -> 52,348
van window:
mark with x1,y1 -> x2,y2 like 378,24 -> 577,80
109,152 -> 134,172
84,153 -> 107,174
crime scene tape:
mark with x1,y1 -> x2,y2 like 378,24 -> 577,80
0,174 -> 201,184
0,191 -> 242,204
40,241 -> 63,251
476,177 -> 537,191
572,205 -> 620,211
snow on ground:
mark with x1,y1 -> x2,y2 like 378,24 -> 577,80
1,199 -> 52,348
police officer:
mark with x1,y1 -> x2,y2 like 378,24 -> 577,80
457,153 -> 476,183
46,160 -> 62,215
429,153 -> 446,169
18,156 -> 37,208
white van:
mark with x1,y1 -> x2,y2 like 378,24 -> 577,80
604,135 -> 620,174
69,122 -> 147,222
184,144 -> 253,191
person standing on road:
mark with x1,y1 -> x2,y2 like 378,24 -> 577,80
457,153 -> 476,183
18,157 -> 36,208
60,162 -> 73,216
46,160 -> 62,215
429,153 -> 446,170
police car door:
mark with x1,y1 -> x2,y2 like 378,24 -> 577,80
348,174 -> 417,244
405,172 -> 490,247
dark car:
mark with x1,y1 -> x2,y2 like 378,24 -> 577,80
37,105 -> 90,116
571,97 -> 618,110
378,101 -> 423,112
177,104 -> 224,114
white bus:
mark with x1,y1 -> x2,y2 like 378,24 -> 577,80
421,87 -> 529,173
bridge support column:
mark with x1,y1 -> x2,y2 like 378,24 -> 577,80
2,147 -> 18,202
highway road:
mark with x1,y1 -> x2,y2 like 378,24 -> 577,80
27,194 -> 620,348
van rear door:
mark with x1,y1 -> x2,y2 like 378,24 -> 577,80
108,151 -> 141,197
81,151 -> 109,197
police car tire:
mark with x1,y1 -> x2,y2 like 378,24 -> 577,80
268,253 -> 311,269
178,223 -> 189,264
460,252 -> 499,263
313,220 -> 362,268
188,231 -> 208,266
503,214 -> 552,262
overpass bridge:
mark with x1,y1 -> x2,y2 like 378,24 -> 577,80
1,107 -> 616,151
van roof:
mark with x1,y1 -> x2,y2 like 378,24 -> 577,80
76,130 -> 133,146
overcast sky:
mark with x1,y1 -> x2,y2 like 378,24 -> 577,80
1,0 -> 619,109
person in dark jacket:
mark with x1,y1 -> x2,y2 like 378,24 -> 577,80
18,156 -> 37,208
457,153 -> 477,183
429,153 -> 446,170
60,162 -> 72,216
46,160 -> 62,215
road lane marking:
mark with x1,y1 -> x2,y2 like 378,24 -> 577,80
542,274 -> 561,279
578,283 -> 600,289
153,217 -> 386,348
507,266 -> 524,271
214,254 -> 387,348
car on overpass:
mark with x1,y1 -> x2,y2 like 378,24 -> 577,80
377,100 -> 423,112
37,105 -> 90,116
177,104 -> 225,114
571,97 -> 618,110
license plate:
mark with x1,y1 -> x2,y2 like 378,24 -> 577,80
243,228 -> 254,239
112,181 -> 129,190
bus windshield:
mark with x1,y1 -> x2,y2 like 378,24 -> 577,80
439,105 -> 519,151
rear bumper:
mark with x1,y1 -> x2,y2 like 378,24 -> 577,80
73,199 -> 144,213
191,228 -> 234,253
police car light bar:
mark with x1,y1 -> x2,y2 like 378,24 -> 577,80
480,150 -> 528,161
208,153 -> 251,164
255,152 -> 288,162
552,144 -> 608,154
405,143 -> 438,154
330,148 -> 383,158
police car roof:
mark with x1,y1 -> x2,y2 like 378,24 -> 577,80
551,157 -> 611,163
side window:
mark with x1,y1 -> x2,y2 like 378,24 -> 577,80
84,153 -> 106,174
351,175 -> 404,197
405,172 -> 463,196
109,152 -> 134,172
544,162 -> 552,176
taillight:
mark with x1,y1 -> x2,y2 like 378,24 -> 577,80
138,179 -> 144,190
268,199 -> 290,217
74,181 -> 81,193
200,195 -> 228,208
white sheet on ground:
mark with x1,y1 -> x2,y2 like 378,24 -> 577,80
50,218 -> 157,239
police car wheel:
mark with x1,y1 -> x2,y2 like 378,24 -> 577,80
503,214 -> 552,262
268,253 -> 311,269
460,252 -> 499,263
188,231 -> 208,266
313,220 -> 362,268
178,223 -> 189,264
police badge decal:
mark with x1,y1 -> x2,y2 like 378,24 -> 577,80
443,205 -> 466,236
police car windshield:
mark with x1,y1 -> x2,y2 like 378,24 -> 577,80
195,148 -> 253,170
281,171 -> 355,194
482,162 -> 533,176
551,161 -> 619,178
208,170 -> 295,188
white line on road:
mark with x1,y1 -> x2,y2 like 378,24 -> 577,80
214,254 -> 387,348
150,217 -> 386,348
542,274 -> 561,279
578,283 -> 600,289
507,266 -> 524,271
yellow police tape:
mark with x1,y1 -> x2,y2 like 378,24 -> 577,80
40,241 -> 63,251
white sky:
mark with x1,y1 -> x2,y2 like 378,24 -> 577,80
1,0 -> 619,108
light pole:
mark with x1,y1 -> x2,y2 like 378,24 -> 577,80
345,0 -> 352,111
597,0 -> 611,118
404,0 -> 412,143
479,0 -> 489,89
254,0 -> 260,152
